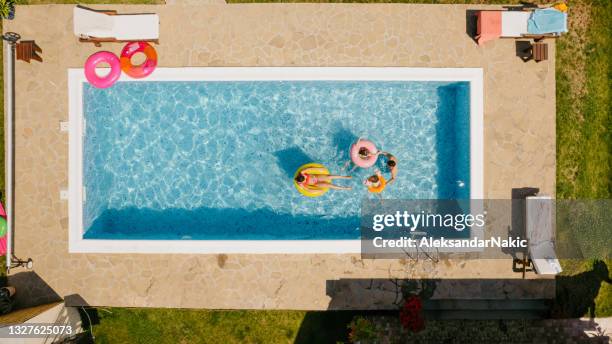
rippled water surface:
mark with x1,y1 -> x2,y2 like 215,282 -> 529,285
83,81 -> 470,240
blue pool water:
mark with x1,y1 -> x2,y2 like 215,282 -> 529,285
83,81 -> 470,240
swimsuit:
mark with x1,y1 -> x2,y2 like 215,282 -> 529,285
300,173 -> 318,186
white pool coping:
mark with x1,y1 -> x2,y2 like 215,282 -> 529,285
68,67 -> 484,254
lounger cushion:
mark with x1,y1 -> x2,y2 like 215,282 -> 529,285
73,6 -> 114,38
113,15 -> 159,40
530,241 -> 563,275
73,6 -> 159,40
476,11 -> 502,45
501,11 -> 530,37
526,196 -> 563,275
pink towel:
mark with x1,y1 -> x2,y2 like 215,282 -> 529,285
0,237 -> 6,256
476,11 -> 502,45
0,201 -> 6,255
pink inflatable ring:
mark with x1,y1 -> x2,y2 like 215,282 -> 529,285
84,51 -> 121,89
350,139 -> 378,168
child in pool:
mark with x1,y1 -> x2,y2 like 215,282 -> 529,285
295,168 -> 352,190
345,138 -> 381,171
364,170 -> 386,194
358,146 -> 380,159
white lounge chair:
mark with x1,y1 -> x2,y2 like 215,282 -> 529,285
526,195 -> 563,275
476,7 -> 568,45
73,5 -> 159,46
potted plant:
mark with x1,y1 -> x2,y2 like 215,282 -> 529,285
0,0 -> 15,20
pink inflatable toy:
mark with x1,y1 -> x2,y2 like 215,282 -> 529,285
84,51 -> 121,89
0,201 -> 6,256
350,139 -> 378,168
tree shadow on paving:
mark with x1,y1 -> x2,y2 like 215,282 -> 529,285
552,260 -> 612,319
7,271 -> 62,309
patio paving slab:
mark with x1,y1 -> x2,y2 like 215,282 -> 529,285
4,3 -> 555,309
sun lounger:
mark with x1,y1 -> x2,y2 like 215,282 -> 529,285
526,195 -> 562,275
476,7 -> 567,45
73,5 -> 159,46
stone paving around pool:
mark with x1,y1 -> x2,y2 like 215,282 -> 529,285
4,3 -> 556,309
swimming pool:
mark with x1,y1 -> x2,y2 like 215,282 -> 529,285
68,68 -> 483,253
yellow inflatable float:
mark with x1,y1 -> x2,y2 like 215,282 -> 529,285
293,163 -> 330,198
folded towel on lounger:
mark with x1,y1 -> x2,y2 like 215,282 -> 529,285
527,8 -> 568,34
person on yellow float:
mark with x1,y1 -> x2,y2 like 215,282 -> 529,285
295,167 -> 352,191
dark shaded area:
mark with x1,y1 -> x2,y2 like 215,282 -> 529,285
553,260 -> 612,319
299,277 -> 612,340
59,307 -> 98,344
78,306 -> 100,327
86,206 -> 359,240
435,85 -> 457,199
325,278 -> 553,318
7,271 -> 62,309
294,311 -> 360,344
516,40 -> 535,62
294,310 -> 399,343
331,126 -> 359,165
273,146 -> 314,178
506,187 -> 539,261
503,2 -> 539,11
434,84 -> 470,199
54,332 -> 94,344
465,10 -> 479,44
64,293 -> 91,307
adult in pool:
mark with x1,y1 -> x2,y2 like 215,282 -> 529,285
295,168 -> 352,191
379,151 -> 398,184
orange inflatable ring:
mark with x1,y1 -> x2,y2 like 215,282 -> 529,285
367,176 -> 387,193
120,41 -> 157,79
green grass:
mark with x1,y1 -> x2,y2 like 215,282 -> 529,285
0,1 -> 609,341
88,308 -> 354,343
556,259 -> 612,317
554,0 -> 612,318
556,0 -> 611,199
